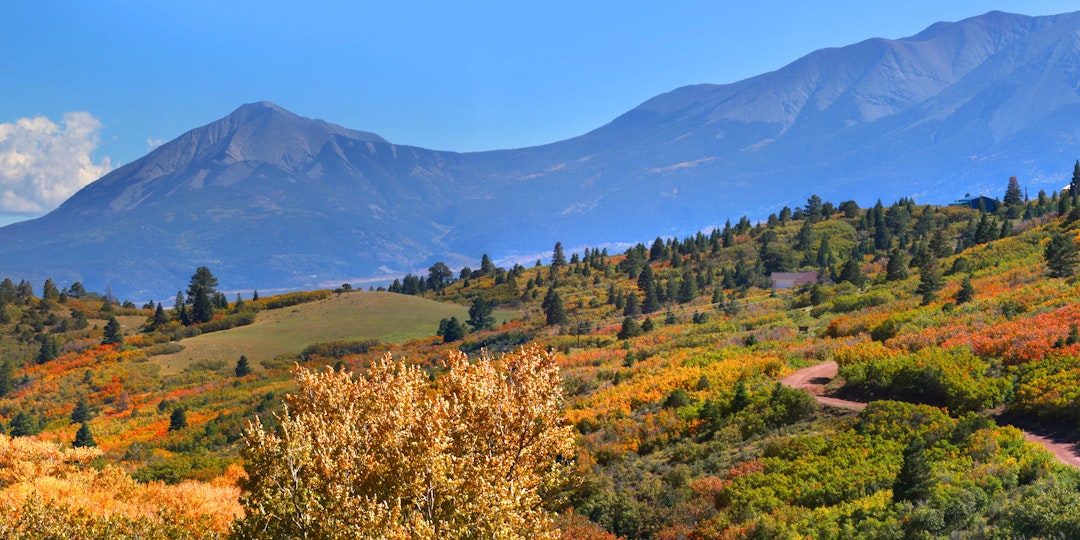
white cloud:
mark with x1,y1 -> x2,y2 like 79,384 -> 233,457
147,137 -> 165,151
0,112 -> 112,215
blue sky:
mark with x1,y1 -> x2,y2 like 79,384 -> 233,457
0,0 -> 1077,225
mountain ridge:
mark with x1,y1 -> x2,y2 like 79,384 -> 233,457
4,10 -> 1080,301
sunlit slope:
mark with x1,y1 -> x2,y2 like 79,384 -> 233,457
153,291 -> 518,374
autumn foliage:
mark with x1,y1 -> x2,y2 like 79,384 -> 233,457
235,344 -> 574,539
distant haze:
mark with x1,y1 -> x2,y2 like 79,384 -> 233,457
1,11 -> 1079,301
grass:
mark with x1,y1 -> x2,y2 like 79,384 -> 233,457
152,291 -> 519,374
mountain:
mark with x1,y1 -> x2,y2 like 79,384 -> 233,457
4,10 -> 1080,301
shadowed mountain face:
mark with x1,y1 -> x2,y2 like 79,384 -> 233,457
4,10 -> 1080,301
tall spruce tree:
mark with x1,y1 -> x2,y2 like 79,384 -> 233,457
187,267 -> 218,324
73,422 -> 96,448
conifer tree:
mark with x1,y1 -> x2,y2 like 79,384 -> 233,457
466,296 -> 495,331
236,355 -> 253,377
541,287 -> 567,326
551,242 -> 567,271
956,276 -> 976,304
916,257 -> 943,305
187,267 -> 218,324
885,248 -> 908,281
1045,230 -> 1080,278
617,317 -> 641,340
153,302 -> 169,327
71,396 -> 92,423
169,407 -> 187,431
37,336 -> 60,364
623,292 -> 641,316
1071,160 -> 1080,195
73,422 -> 96,448
102,317 -> 123,345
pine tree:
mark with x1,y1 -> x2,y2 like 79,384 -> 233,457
541,288 -> 567,326
893,441 -> 932,503
1045,230 -> 1080,278
955,276 -> 976,304
439,317 -> 466,343
0,360 -> 13,398
1003,176 -> 1023,206
73,422 -> 96,448
71,396 -> 92,423
616,317 -> 641,340
466,296 -> 495,331
839,257 -> 864,286
152,302 -> 169,327
10,411 -> 37,437
187,267 -> 219,324
551,242 -> 567,270
236,355 -> 253,377
169,407 -> 187,431
885,248 -> 908,281
916,257 -> 943,305
102,317 -> 123,345
1071,160 -> 1080,195
37,336 -> 60,364
623,292 -> 642,316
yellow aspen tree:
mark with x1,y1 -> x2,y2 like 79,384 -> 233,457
234,344 -> 575,539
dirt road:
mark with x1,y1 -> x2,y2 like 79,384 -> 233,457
780,362 -> 1080,469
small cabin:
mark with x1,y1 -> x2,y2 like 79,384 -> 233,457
949,195 -> 999,213
769,271 -> 818,289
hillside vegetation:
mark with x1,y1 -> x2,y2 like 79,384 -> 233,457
3,175 -> 1080,537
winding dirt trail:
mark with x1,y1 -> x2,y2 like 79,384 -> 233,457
780,362 -> 1080,469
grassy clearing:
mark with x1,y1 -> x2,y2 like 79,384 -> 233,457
152,291 -> 518,374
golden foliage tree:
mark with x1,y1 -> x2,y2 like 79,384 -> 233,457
235,344 -> 575,539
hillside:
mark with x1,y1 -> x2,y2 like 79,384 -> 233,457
6,11 -> 1080,300
5,178 -> 1080,536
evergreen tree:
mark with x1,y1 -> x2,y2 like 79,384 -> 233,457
541,288 -> 567,326
642,281 -> 661,314
152,302 -> 169,327
1004,176 -> 1023,217
0,360 -> 13,398
438,317 -> 466,343
10,411 -> 38,437
73,422 -> 96,448
885,248 -> 908,282
956,276 -> 976,304
1072,160 -> 1080,195
42,278 -> 60,300
916,257 -> 943,305
480,253 -> 495,275
641,317 -> 655,333
616,317 -> 642,340
102,317 -> 123,345
466,296 -> 495,331
37,336 -> 60,364
235,355 -> 253,377
71,396 -> 92,423
677,272 -> 698,303
169,407 -> 187,431
252,290 -> 259,301
551,242 -> 567,270
1045,230 -> 1080,278
427,262 -> 453,290
731,380 -> 749,412
623,292 -> 642,316
893,441 -> 932,503
187,267 -> 219,324
838,257 -> 864,286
